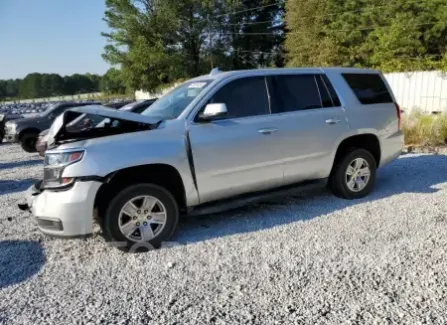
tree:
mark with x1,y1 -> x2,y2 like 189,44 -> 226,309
285,0 -> 447,72
102,0 -> 286,91
100,68 -> 126,94
19,73 -> 43,98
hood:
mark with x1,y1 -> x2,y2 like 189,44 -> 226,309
6,114 -> 43,124
46,105 -> 162,148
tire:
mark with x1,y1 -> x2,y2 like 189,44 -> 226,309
102,184 -> 179,252
329,148 -> 377,200
20,133 -> 39,153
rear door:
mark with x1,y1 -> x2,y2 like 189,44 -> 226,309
266,74 -> 349,184
188,76 -> 284,203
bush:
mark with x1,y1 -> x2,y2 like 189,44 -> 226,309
403,111 -> 447,146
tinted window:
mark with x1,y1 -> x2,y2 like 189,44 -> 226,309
316,75 -> 333,108
342,73 -> 393,104
267,75 -> 322,113
52,104 -> 69,116
321,75 -> 341,107
210,77 -> 269,118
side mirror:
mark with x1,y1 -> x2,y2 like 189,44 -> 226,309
198,103 -> 228,121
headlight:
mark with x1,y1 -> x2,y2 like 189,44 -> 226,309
5,122 -> 17,134
43,150 -> 84,189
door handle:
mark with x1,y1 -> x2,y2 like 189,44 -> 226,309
258,128 -> 278,135
326,119 -> 342,125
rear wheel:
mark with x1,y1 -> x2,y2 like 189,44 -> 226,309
329,148 -> 377,200
20,133 -> 38,153
102,184 -> 179,252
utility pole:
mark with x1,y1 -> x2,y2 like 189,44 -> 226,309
208,0 -> 214,70
208,16 -> 214,70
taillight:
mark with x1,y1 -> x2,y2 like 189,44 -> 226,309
395,103 -> 402,130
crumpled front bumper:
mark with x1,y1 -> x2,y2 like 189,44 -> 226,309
19,180 -> 102,237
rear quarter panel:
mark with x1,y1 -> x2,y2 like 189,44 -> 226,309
324,69 -> 403,167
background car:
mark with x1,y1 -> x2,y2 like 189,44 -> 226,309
4,101 -> 100,152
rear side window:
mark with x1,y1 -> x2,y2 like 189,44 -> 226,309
316,75 -> 334,108
267,75 -> 322,113
342,73 -> 393,104
210,77 -> 269,118
321,75 -> 341,107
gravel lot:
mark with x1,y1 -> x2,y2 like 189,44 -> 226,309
1,143 -> 447,324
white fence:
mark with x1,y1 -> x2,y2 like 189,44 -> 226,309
384,71 -> 447,113
2,92 -> 103,104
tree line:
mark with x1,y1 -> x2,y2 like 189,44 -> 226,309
0,68 -> 126,100
103,0 -> 447,93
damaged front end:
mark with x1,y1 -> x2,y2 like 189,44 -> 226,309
46,105 -> 163,149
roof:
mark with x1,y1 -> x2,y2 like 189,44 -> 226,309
190,67 -> 381,82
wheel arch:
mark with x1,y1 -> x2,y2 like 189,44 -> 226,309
18,128 -> 41,140
94,163 -> 187,220
333,133 -> 381,168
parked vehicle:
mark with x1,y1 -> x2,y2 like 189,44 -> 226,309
4,101 -> 100,152
35,99 -> 157,156
0,112 -> 29,143
104,100 -> 133,109
20,68 -> 403,251
0,114 -> 5,143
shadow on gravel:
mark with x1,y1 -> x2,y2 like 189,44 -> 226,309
0,240 -> 45,289
0,178 -> 39,195
172,154 -> 447,245
0,158 -> 42,170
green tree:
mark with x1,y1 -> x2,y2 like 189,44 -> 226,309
285,0 -> 447,72
100,68 -> 126,94
102,0 -> 285,91
19,73 -> 43,98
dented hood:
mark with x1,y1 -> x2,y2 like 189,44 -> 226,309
47,105 -> 162,147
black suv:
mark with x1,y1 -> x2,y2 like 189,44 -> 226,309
4,101 -> 99,152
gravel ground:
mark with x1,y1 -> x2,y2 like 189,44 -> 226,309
1,143 -> 447,324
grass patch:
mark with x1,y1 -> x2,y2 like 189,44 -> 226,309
403,111 -> 447,146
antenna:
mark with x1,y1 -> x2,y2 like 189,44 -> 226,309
209,67 -> 221,76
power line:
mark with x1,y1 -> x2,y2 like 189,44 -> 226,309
213,2 -> 283,18
214,22 -> 440,36
210,20 -> 277,28
232,50 -> 443,59
210,2 -> 426,27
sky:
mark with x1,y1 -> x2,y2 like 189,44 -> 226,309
0,0 -> 110,79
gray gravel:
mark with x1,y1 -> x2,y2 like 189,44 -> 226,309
1,143 -> 447,324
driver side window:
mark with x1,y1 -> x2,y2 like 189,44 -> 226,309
207,77 -> 270,119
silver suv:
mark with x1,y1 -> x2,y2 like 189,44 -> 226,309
22,68 -> 403,251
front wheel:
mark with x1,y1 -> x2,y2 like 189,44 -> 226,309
329,148 -> 377,200
20,133 -> 38,153
102,184 -> 179,252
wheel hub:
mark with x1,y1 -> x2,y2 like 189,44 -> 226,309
345,158 -> 371,192
118,195 -> 167,242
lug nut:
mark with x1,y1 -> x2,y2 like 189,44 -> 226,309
136,222 -> 140,226
143,222 -> 148,226
144,210 -> 149,214
137,210 -> 141,214
133,216 -> 137,220
147,216 -> 151,220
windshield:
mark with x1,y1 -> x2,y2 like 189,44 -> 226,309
141,80 -> 211,119
119,101 -> 138,111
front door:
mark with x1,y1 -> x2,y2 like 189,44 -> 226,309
188,76 -> 284,204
